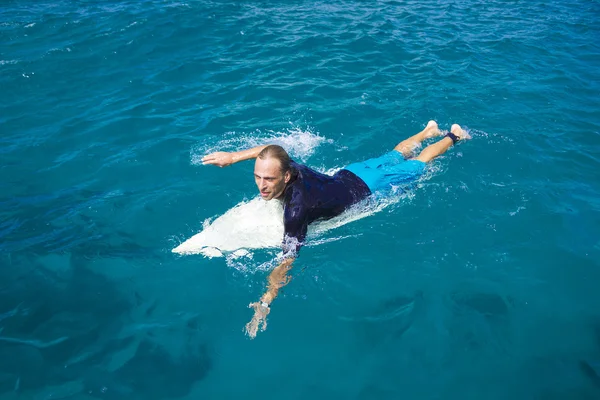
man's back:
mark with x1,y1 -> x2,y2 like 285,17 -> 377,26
281,161 -> 371,254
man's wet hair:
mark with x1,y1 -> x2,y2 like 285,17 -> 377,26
257,145 -> 292,174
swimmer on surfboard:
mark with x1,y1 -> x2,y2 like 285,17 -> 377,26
202,121 -> 470,339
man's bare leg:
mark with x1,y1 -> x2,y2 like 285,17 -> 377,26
415,124 -> 471,163
394,120 -> 443,158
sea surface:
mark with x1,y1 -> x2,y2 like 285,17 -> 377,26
1,0 -> 600,398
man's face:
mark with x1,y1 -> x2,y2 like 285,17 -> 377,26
254,157 -> 290,201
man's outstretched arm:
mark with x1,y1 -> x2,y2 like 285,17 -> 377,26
201,145 -> 268,167
245,256 -> 295,339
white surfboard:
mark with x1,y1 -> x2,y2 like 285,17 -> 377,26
172,193 -> 401,258
172,197 -> 285,257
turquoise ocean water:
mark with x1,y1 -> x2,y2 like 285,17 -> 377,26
2,0 -> 600,398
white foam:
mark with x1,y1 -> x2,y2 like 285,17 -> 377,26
165,2 -> 191,8
316,166 -> 343,175
191,126 -> 333,165
305,234 -> 362,248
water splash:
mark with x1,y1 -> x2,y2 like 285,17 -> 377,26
191,126 -> 333,165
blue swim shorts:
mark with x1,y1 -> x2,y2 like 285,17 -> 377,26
344,151 -> 426,193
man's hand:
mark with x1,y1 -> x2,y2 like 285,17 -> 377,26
244,257 -> 294,339
202,152 -> 234,167
245,301 -> 270,339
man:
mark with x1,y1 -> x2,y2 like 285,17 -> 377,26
202,121 -> 470,338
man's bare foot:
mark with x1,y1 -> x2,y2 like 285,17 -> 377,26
423,120 -> 442,139
450,123 -> 472,141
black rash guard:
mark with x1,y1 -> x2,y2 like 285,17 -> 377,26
281,160 -> 371,256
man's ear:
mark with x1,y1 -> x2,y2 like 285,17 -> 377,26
284,170 -> 291,183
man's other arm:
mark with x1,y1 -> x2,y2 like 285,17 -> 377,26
245,256 -> 295,339
245,212 -> 307,338
201,145 -> 268,167
261,256 -> 295,305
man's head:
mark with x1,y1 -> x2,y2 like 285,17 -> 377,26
254,145 -> 292,201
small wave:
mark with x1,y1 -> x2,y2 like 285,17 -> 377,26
306,234 -> 362,247
45,47 -> 72,56
120,21 -> 140,32
191,126 -> 333,165
164,2 -> 191,8
0,60 -> 19,66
